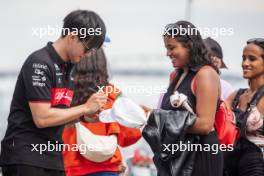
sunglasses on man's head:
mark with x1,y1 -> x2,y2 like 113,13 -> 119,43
247,38 -> 264,46
81,40 -> 96,54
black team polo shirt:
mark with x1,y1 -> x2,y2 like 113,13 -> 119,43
0,42 -> 74,170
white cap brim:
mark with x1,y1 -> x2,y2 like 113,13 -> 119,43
99,97 -> 147,128
99,109 -> 116,123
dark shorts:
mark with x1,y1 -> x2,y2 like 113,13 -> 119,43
1,165 -> 65,176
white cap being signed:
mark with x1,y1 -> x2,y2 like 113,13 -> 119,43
99,97 -> 146,128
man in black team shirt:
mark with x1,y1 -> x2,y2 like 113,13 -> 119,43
0,10 -> 107,176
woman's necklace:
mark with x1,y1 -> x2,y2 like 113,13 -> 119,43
245,89 -> 257,104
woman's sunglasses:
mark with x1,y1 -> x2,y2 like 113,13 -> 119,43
247,38 -> 264,49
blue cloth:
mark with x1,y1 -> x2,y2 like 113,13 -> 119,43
86,172 -> 118,176
104,36 -> 111,43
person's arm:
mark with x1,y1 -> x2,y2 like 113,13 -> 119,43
188,67 -> 220,135
29,92 -> 106,128
22,57 -> 106,128
225,90 -> 238,109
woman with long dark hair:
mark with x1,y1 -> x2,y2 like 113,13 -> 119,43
225,38 -> 264,176
161,21 -> 223,176
62,48 -> 142,176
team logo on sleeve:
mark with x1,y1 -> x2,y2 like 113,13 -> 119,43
51,88 -> 73,106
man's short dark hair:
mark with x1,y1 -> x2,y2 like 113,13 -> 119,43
62,9 -> 106,50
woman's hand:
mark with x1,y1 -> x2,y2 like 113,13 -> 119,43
140,105 -> 153,117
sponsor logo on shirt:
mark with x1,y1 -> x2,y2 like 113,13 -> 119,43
32,75 -> 41,81
51,88 -> 73,106
33,63 -> 48,70
41,76 -> 46,82
34,68 -> 44,75
33,82 -> 46,87
56,72 -> 63,76
54,64 -> 60,71
32,67 -> 47,87
58,77 -> 62,84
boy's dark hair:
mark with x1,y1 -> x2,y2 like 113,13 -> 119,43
62,9 -> 106,50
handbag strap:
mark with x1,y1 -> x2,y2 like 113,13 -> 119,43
232,88 -> 247,110
248,85 -> 264,108
169,69 -> 184,92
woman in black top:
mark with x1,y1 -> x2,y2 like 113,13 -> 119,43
161,21 -> 223,176
226,38 -> 264,176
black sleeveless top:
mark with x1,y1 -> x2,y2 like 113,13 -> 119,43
161,69 -> 221,146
